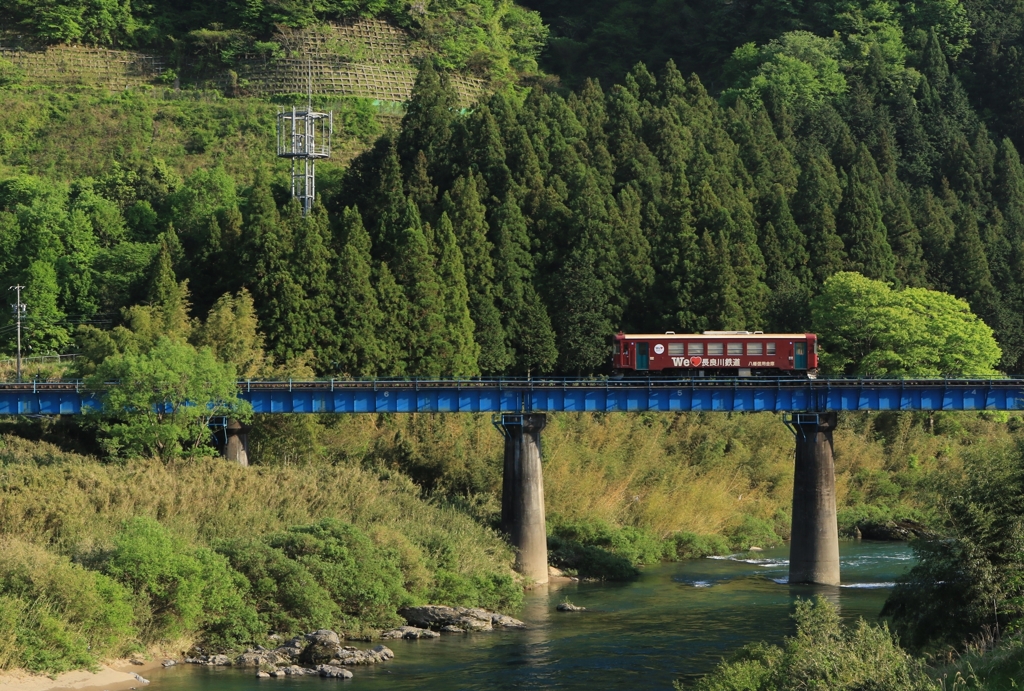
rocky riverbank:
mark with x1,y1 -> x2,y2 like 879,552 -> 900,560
180,605 -> 526,681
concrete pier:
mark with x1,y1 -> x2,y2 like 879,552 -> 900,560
788,412 -> 840,585
224,419 -> 249,467
498,414 -> 549,585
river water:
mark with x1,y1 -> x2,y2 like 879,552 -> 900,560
144,541 -> 913,691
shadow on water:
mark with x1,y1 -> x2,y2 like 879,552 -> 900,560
145,541 -> 914,691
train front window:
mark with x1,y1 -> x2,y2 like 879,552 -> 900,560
727,342 -> 743,356
668,343 -> 685,355
688,343 -> 704,356
747,343 -> 763,356
708,343 -> 724,356
767,343 -> 776,355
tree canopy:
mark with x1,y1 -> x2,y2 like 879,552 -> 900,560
811,272 -> 1001,377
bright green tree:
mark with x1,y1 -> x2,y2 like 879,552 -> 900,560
811,272 -> 1001,377
87,337 -> 250,459
21,260 -> 71,356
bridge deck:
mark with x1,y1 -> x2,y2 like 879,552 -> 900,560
0,378 -> 1021,415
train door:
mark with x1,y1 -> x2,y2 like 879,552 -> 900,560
637,342 -> 649,371
794,341 -> 807,369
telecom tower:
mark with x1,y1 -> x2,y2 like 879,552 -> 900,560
276,63 -> 333,216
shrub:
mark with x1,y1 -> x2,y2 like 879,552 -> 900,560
102,517 -> 260,645
670,532 -> 730,559
680,597 -> 934,691
0,540 -> 135,671
216,539 -> 340,636
267,519 -> 412,631
726,515 -> 782,551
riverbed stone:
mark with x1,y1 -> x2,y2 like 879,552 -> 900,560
317,664 -> 354,679
381,626 -> 440,640
440,625 -> 465,633
557,602 -> 586,612
256,671 -> 270,678
206,654 -> 232,666
399,605 -> 525,632
331,644 -> 394,665
236,650 -> 288,667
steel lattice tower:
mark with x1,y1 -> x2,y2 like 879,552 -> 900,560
276,67 -> 333,216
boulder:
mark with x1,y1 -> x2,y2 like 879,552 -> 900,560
399,605 -> 526,632
317,664 -> 354,679
333,644 -> 394,666
857,520 -> 936,541
235,650 -> 287,667
273,665 -> 312,676
556,602 -> 586,612
256,671 -> 270,678
206,654 -> 232,666
381,626 -> 440,640
440,625 -> 465,633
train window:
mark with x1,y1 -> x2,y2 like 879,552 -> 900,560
767,343 -> 776,355
708,343 -> 724,355
727,342 -> 743,355
747,343 -> 763,356
688,343 -> 704,356
668,343 -> 685,355
613,342 -> 620,355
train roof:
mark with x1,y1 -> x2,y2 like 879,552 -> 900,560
615,332 -> 815,339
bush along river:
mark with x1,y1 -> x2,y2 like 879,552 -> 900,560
144,541 -> 913,690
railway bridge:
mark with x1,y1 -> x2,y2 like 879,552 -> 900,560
3,376 -> 1022,587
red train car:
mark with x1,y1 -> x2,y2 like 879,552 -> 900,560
611,331 -> 819,377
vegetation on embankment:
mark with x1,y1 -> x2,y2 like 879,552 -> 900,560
0,433 -> 520,674
236,407 -> 1015,578
0,404 -> 1017,674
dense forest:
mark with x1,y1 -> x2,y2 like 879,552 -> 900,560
3,1 -> 1024,377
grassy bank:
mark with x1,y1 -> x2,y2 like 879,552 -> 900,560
0,433 -> 519,673
0,408 -> 1018,674
272,410 -> 1006,576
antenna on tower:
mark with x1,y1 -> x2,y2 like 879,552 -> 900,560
276,55 -> 333,216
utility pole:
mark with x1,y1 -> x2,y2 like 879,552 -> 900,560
9,285 -> 24,383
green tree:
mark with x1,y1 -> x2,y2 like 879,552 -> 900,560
193,289 -> 266,379
884,439 -> 1024,649
811,272 -> 1001,377
21,260 -> 71,356
87,338 -> 250,459
434,213 -> 480,377
331,207 -> 383,378
443,175 -> 509,373
836,144 -> 896,282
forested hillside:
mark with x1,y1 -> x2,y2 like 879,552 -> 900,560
2,0 -> 1024,378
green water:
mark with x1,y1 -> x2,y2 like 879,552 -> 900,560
144,541 -> 913,690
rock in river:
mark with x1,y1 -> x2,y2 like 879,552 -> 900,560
381,625 -> 440,640
556,602 -> 586,612
399,605 -> 526,632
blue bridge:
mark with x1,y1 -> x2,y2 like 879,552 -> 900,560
0,377 -> 1022,416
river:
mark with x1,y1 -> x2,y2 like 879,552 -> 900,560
143,541 -> 913,690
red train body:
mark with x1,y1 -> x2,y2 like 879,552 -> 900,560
611,331 -> 819,377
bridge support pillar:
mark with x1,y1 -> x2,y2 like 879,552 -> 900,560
786,412 -> 840,586
495,413 -> 548,585
224,419 -> 249,467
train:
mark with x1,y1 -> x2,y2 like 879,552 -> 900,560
611,331 -> 819,378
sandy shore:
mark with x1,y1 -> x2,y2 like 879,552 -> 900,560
0,658 -> 168,691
